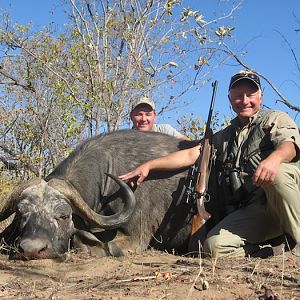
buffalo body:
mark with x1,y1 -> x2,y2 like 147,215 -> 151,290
0,130 -> 204,259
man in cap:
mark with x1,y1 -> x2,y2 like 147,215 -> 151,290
121,70 -> 300,258
130,96 -> 189,140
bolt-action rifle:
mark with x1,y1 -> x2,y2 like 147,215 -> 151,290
184,80 -> 218,249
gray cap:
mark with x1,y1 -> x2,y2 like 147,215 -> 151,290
131,97 -> 156,111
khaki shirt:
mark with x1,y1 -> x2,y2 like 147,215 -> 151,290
213,109 -> 300,164
212,109 -> 300,209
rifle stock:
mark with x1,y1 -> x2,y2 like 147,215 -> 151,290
189,81 -> 218,249
191,136 -> 212,235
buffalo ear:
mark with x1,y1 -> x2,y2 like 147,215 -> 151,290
74,229 -> 105,246
72,229 -> 110,256
72,229 -> 124,257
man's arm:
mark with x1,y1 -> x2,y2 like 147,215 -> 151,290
177,134 -> 190,141
254,110 -> 300,187
119,145 -> 200,186
253,141 -> 297,186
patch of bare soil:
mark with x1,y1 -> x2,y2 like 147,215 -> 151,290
0,250 -> 299,300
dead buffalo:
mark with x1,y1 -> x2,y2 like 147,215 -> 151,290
0,130 -> 202,260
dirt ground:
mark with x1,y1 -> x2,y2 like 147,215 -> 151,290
0,249 -> 299,300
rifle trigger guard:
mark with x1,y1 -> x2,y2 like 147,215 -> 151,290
204,193 -> 210,203
196,192 -> 210,203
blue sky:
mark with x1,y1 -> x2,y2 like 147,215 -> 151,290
196,0 -> 300,126
1,0 -> 299,128
180,0 -> 300,128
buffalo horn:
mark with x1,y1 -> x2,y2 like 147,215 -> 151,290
0,178 -> 42,222
47,174 -> 136,229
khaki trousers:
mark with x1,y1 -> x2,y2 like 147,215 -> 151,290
203,163 -> 300,258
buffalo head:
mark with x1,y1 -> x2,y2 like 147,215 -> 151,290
0,174 -> 136,260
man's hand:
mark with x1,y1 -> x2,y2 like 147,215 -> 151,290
252,141 -> 297,186
252,156 -> 281,186
119,163 -> 150,187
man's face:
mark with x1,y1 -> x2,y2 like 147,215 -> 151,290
228,80 -> 262,125
130,104 -> 157,131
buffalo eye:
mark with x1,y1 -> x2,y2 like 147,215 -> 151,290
57,215 -> 70,221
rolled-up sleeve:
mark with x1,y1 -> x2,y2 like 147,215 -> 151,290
266,111 -> 300,161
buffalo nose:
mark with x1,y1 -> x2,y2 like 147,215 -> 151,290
19,238 -> 51,259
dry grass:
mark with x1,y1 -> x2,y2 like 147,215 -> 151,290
0,248 -> 299,299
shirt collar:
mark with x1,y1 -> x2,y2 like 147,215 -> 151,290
230,109 -> 262,128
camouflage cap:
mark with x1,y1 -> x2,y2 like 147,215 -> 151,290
229,70 -> 261,91
131,96 -> 156,111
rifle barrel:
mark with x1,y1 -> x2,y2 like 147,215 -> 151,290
205,80 -> 218,137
